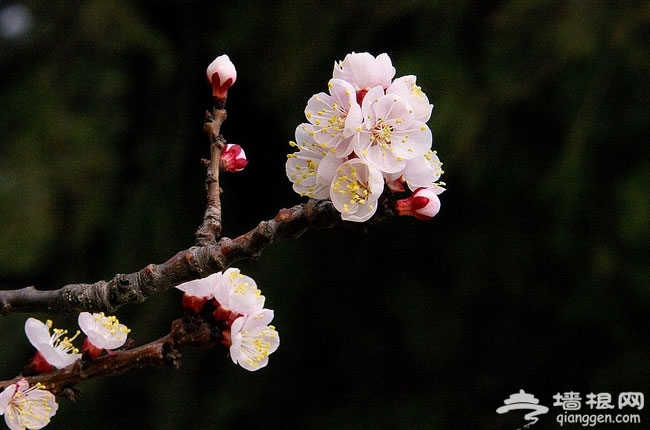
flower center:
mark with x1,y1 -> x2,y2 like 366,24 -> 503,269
371,118 -> 393,145
9,383 -> 54,428
95,313 -> 130,337
241,326 -> 277,368
231,275 -> 260,298
47,320 -> 80,354
332,166 -> 370,212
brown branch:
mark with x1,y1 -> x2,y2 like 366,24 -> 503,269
195,107 -> 227,246
0,314 -> 218,397
0,199 -> 343,316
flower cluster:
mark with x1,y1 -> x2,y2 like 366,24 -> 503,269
286,52 -> 445,222
24,313 -> 130,373
176,268 -> 280,371
0,379 -> 57,430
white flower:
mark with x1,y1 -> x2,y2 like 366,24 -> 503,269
387,75 -> 433,123
0,379 -> 58,430
286,124 -> 343,199
286,124 -> 330,199
354,86 -> 432,173
78,312 -> 130,351
175,273 -> 221,314
229,310 -> 279,371
206,54 -> 236,98
333,52 -> 395,96
213,268 -> 265,316
211,270 -> 281,370
384,150 -> 444,192
330,159 -> 384,222
304,78 -> 362,157
175,273 -> 220,299
24,318 -> 81,370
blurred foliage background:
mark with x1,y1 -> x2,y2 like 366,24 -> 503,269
1,0 -> 649,429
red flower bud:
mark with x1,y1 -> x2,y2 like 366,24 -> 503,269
220,144 -> 248,172
395,187 -> 442,220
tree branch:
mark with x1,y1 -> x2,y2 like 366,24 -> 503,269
195,107 -> 228,246
0,314 -> 218,397
0,199 -> 342,316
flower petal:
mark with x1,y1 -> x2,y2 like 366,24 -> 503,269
24,318 -> 51,349
175,273 -> 220,299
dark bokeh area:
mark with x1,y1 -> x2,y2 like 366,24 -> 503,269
1,1 -> 649,429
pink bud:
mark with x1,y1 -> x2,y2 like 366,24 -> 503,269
395,187 -> 441,220
206,54 -> 237,99
220,143 -> 248,172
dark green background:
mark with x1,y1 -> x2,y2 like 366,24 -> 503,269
1,1 -> 648,429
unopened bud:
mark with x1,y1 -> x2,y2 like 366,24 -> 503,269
395,187 -> 441,220
220,143 -> 248,172
206,54 -> 237,99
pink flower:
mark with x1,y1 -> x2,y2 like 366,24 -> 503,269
395,187 -> 442,220
206,54 -> 237,99
0,379 -> 58,430
304,78 -> 362,157
333,52 -> 395,103
387,75 -> 433,123
286,124 -> 343,199
353,86 -> 432,174
220,144 -> 248,172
